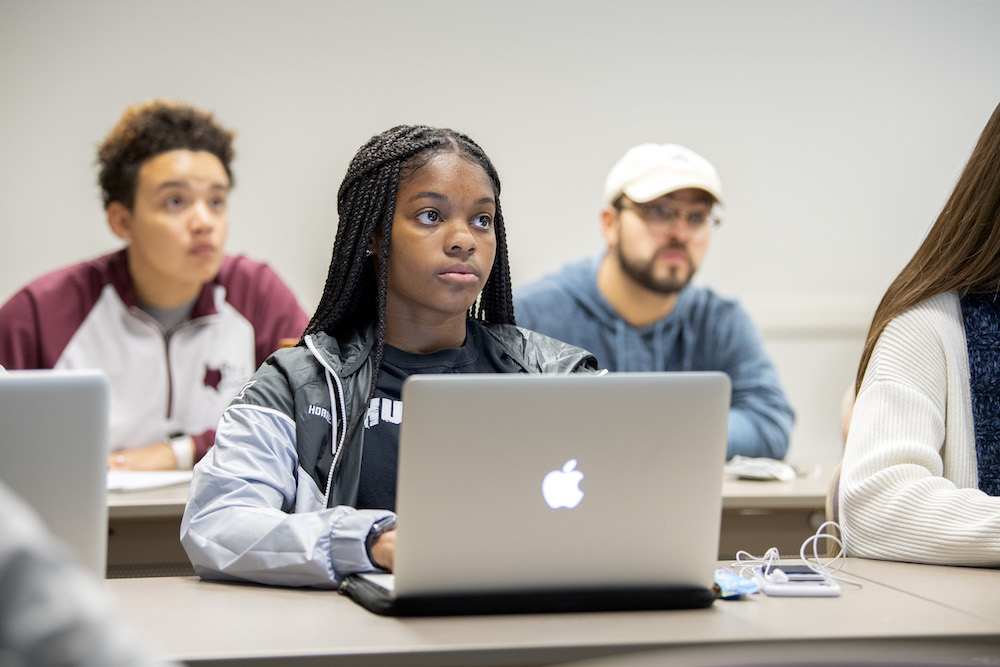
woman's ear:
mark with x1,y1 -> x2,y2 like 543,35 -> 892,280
106,202 -> 132,241
368,233 -> 382,260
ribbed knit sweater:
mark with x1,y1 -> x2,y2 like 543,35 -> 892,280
841,291 -> 1000,565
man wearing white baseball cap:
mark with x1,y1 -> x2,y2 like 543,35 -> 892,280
515,143 -> 793,460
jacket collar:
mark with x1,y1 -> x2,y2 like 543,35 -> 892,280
304,326 -> 376,379
108,248 -> 224,318
305,319 -> 598,378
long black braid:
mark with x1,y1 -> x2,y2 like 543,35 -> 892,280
303,125 -> 516,403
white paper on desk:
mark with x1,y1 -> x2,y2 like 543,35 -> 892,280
724,456 -> 796,482
106,470 -> 193,491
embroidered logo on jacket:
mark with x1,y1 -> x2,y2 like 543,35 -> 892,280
203,366 -> 222,390
307,404 -> 333,425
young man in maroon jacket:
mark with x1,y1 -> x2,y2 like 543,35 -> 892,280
0,101 -> 309,470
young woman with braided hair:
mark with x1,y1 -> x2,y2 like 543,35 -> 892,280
181,126 -> 599,588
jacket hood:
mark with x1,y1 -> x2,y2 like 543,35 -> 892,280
546,256 -> 621,324
303,327 -> 375,380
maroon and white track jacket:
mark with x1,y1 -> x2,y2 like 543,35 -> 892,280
0,249 -> 309,462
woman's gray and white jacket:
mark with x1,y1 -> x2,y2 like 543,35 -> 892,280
180,322 -> 599,588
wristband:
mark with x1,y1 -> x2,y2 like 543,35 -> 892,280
169,435 -> 195,470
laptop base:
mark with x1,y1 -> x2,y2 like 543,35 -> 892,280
340,574 -> 716,616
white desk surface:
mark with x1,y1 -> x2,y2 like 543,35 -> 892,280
107,484 -> 189,519
721,460 -> 833,510
107,460 -> 838,519
840,557 -> 1000,625
106,559 -> 999,666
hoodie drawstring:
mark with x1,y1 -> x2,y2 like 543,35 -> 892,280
654,319 -> 668,372
615,320 -> 627,372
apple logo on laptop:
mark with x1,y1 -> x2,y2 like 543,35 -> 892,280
542,459 -> 584,509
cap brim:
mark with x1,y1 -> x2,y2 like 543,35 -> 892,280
624,178 -> 723,205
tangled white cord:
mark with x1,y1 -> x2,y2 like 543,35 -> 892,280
731,546 -> 781,580
800,520 -> 845,574
730,521 -> 862,587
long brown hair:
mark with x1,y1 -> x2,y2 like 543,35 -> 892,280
856,101 -> 1000,393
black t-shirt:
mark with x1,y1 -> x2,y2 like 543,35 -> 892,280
355,323 -> 520,511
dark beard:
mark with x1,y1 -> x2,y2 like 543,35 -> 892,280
615,242 -> 693,295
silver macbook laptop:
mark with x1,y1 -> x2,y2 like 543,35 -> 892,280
343,371 -> 730,615
0,369 -> 110,577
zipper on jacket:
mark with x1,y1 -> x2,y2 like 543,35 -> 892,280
130,307 -> 175,420
305,335 -> 349,505
161,313 -> 216,421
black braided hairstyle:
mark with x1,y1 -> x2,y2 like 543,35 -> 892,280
303,125 -> 515,400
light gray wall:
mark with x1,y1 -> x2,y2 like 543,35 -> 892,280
3,0 -> 999,460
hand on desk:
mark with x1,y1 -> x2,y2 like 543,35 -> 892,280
371,529 -> 396,572
107,442 -> 177,471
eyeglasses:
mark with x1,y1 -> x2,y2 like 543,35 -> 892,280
618,200 -> 720,235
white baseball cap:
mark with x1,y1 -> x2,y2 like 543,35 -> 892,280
603,143 -> 724,205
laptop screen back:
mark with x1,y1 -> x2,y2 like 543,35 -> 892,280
391,371 -> 730,597
0,369 -> 110,577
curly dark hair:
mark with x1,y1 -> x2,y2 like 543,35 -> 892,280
96,100 -> 236,210
303,124 -> 516,399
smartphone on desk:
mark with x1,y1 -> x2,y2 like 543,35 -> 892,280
756,564 -> 841,597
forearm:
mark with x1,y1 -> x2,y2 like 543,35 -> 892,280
180,406 -> 394,587
182,500 -> 393,588
842,381 -> 1000,565
725,399 -> 793,460
841,466 -> 1000,565
106,432 -> 203,471
107,442 -> 177,471
712,305 -> 793,460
